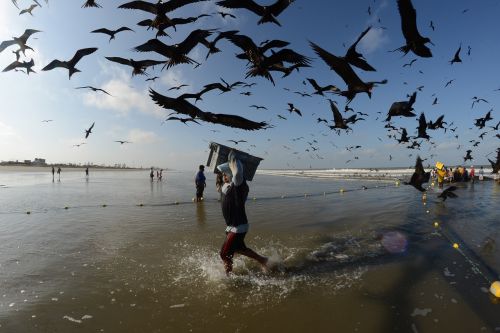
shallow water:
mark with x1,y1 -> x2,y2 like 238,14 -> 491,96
0,167 -> 499,332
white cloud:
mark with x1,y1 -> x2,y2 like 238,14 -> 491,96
82,66 -> 166,119
126,129 -> 161,144
0,121 -> 19,139
159,68 -> 189,89
359,28 -> 389,55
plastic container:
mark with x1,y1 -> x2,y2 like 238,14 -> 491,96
206,142 -> 263,181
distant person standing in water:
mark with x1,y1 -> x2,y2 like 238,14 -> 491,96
194,165 -> 206,202
479,166 -> 484,181
51,166 -> 55,181
57,167 -> 61,181
218,154 -> 268,275
85,167 -> 89,178
159,169 -> 163,181
150,167 -> 154,181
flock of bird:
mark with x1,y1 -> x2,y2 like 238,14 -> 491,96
1,0 -> 499,186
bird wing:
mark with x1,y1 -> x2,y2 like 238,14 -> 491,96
269,0 -> 294,16
260,39 -> 290,53
307,78 -> 322,91
0,40 -> 17,53
217,0 -> 264,16
162,0 -> 205,12
201,111 -> 269,130
116,26 -> 134,33
134,39 -> 173,58
136,59 -> 165,68
18,29 -> 41,45
178,29 -> 213,55
329,99 -> 343,123
345,26 -> 376,71
105,56 -> 132,66
2,60 -> 23,72
69,47 -> 98,67
414,156 -> 425,175
89,122 -> 95,131
226,33 -> 259,54
310,41 -> 364,88
91,28 -> 113,35
42,59 -> 65,71
118,1 -> 157,14
397,0 -> 425,42
266,48 -> 311,66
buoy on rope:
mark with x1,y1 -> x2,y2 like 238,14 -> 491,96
340,188 -> 344,193
490,281 -> 500,298
453,243 -> 459,249
433,222 -> 439,228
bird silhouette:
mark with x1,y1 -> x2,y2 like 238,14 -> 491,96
403,59 -> 417,67
487,150 -> 500,174
76,86 -> 112,96
119,0 -> 204,29
91,27 -> 134,42
105,57 -> 165,76
145,76 -> 160,82
405,156 -> 430,192
215,11 -> 236,19
19,4 -> 38,15
42,47 -> 98,79
85,122 -> 95,139
427,115 -> 447,130
345,26 -> 376,71
0,29 -> 40,56
306,78 -> 340,96
328,99 -> 350,131
134,29 -> 214,69
444,79 -> 455,87
150,89 -> 269,130
2,58 -> 35,75
311,42 -> 387,103
200,78 -> 245,95
438,186 -> 458,201
167,84 -> 189,91
397,128 -> 410,143
287,103 -> 302,116
228,139 -> 247,144
136,14 -> 210,38
395,0 -> 433,57
463,150 -> 473,162
386,92 -> 417,121
449,45 -> 462,64
165,116 -> 200,125
216,0 -> 295,26
249,105 -> 268,110
82,0 -> 102,8
115,140 -> 132,144
416,113 -> 430,140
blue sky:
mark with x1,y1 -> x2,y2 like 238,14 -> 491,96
0,0 -> 499,170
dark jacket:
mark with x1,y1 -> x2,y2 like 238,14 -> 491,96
221,180 -> 249,227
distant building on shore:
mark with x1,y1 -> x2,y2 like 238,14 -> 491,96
0,158 -> 47,166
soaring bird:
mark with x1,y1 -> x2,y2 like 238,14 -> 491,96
449,45 -> 462,64
471,96 -> 488,109
403,59 -> 417,67
150,89 -> 269,130
11,0 -> 19,9
395,0 -> 433,57
405,156 -> 430,192
328,99 -> 350,131
386,92 -> 417,121
463,150 -> 473,162
136,14 -> 210,38
200,78 -> 244,95
201,30 -> 239,60
82,0 -> 102,8
105,57 -> 165,76
164,116 -> 200,125
227,33 -> 310,85
228,139 -> 247,145
306,78 -> 340,96
249,105 -> 267,110
397,128 -> 410,143
76,86 -> 112,96
115,140 -> 132,144
85,122 -> 95,139
42,48 -> 98,79
134,29 -> 214,69
19,4 -> 38,15
438,186 -> 458,201
91,27 -> 134,42
119,0 -> 205,29
416,113 -> 430,140
2,58 -> 35,75
287,103 -> 302,116
0,29 -> 40,56
215,11 -> 236,19
145,76 -> 160,82
216,0 -> 295,26
311,41 -> 387,103
427,115 -> 447,130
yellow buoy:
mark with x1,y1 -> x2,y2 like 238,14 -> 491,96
431,182 -> 435,186
490,281 -> 500,298
433,222 -> 439,228
395,181 -> 400,186
340,188 -> 344,193
453,243 -> 459,249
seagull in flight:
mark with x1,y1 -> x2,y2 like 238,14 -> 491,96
84,122 -> 95,139
76,86 -> 112,96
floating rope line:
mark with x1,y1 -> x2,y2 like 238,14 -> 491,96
1,182 -> 396,215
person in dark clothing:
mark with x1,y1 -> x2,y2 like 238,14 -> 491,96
218,155 -> 267,275
215,169 -> 224,194
150,167 -> 154,181
51,166 -> 55,181
85,167 -> 89,178
194,165 -> 206,202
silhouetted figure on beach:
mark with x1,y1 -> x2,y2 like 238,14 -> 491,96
194,165 -> 206,202
150,167 -> 154,181
218,154 -> 268,275
57,167 -> 61,181
85,167 -> 89,178
159,169 -> 163,181
51,166 -> 55,181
